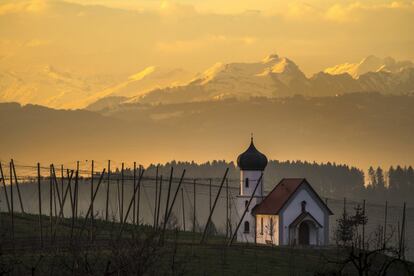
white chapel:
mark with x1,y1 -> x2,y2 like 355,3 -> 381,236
236,138 -> 333,246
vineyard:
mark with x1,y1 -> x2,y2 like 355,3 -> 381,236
0,159 -> 412,275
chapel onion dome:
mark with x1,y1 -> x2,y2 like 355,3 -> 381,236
237,137 -> 268,171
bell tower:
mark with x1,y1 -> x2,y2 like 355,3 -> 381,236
236,135 -> 268,243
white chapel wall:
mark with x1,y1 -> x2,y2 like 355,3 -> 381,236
280,187 -> 326,245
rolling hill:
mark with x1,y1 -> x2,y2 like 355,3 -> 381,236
2,93 -> 414,170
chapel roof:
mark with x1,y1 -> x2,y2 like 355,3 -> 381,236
251,178 -> 333,215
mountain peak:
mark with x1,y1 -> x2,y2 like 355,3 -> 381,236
324,56 -> 414,78
262,54 -> 281,64
128,66 -> 156,81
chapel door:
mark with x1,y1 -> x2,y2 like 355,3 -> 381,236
298,222 -> 310,245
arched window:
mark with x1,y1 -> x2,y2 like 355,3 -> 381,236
260,217 -> 264,235
245,177 -> 249,188
244,221 -> 250,233
301,201 -> 307,213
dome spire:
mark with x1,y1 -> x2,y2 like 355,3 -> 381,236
237,136 -> 268,171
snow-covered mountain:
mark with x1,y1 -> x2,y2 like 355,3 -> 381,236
126,54 -> 311,105
2,55 -> 414,109
0,65 -> 192,109
81,66 -> 192,108
324,55 -> 414,78
123,54 -> 414,105
0,66 -> 119,109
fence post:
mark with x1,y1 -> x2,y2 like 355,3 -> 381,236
156,175 -> 163,229
9,162 -> 14,245
0,162 -> 11,213
11,159 -> 24,213
201,168 -> 229,244
181,187 -> 186,231
37,163 -> 43,248
106,160 -> 111,222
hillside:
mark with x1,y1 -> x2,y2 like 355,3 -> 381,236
1,212 -> 411,275
1,93 -> 414,169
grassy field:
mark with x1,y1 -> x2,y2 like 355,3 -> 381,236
0,212 -> 411,275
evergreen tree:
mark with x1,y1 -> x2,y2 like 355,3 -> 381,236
336,201 -> 354,246
368,166 -> 377,188
388,166 -> 396,191
376,167 -> 385,190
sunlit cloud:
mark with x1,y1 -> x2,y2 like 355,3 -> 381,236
159,0 -> 196,16
324,1 -> 414,23
1,0 -> 413,77
24,39 -> 50,48
284,2 -> 320,20
0,0 -> 47,15
156,35 -> 257,54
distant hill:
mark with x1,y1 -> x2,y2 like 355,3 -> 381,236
2,93 -> 414,169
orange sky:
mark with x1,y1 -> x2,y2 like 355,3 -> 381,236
1,0 -> 413,76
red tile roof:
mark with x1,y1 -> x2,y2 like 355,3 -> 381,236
251,178 -> 333,215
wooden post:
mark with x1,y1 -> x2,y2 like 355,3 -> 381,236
37,163 -> 43,248
61,165 -> 64,203
67,169 -> 74,218
133,162 -> 136,224
226,178 -> 229,239
193,179 -> 196,234
91,160 -> 94,224
11,159 -> 24,213
163,167 -> 174,232
228,173 -> 263,246
77,169 -> 106,239
137,165 -> 141,224
163,170 -> 186,240
201,168 -> 229,244
51,165 -> 63,216
52,169 -> 57,217
383,201 -> 388,249
106,160 -> 111,222
156,175 -> 163,229
362,199 -> 366,250
118,169 -> 145,238
399,202 -> 406,259
49,165 -> 53,242
209,178 -> 212,212
9,162 -> 14,243
75,161 -> 79,219
181,187 -> 186,231
52,171 -> 74,240
121,162 -> 124,222
229,185 -> 232,237
117,178 -> 120,222
70,170 -> 79,242
57,170 -> 74,218
153,165 -> 159,228
0,162 -> 11,213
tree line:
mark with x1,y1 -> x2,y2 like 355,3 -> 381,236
367,165 -> 414,202
139,160 -> 412,204
92,159 -> 414,204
